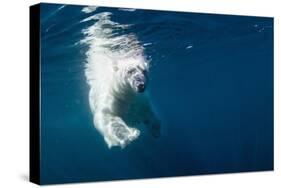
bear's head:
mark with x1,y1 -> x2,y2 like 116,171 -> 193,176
114,57 -> 149,93
126,64 -> 148,93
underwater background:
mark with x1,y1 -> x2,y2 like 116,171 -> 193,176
40,3 -> 273,184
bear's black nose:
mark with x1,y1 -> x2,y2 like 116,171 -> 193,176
137,83 -> 145,93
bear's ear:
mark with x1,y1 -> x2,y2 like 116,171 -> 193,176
113,65 -> 119,72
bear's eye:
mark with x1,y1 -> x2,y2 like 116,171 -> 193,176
128,68 -> 136,75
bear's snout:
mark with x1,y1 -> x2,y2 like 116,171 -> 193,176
134,74 -> 146,93
137,82 -> 145,93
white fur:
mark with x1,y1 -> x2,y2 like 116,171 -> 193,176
81,11 -> 160,148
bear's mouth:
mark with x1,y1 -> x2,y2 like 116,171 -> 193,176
136,82 -> 145,93
132,80 -> 146,93
130,72 -> 147,93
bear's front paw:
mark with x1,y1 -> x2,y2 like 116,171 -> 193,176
108,119 -> 140,148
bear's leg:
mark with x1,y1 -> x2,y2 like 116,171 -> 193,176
135,95 -> 161,138
94,112 -> 140,148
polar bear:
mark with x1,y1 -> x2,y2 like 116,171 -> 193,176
81,12 -> 161,148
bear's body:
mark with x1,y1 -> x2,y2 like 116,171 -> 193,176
82,12 -> 160,148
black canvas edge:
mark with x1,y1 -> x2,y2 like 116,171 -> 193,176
30,3 -> 41,185
266,17 -> 274,172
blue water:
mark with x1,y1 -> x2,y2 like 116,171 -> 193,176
40,3 -> 273,185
